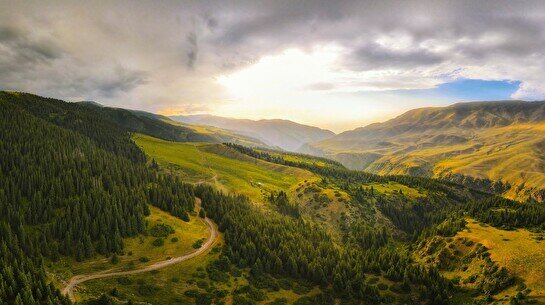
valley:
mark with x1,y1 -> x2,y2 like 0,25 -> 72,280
4,3 -> 545,305
2,92 -> 545,305
301,101 -> 545,202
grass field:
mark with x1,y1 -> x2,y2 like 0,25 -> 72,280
46,206 -> 209,290
78,231 -> 224,304
362,181 -> 425,198
133,133 -> 315,202
257,149 -> 340,169
457,219 -> 545,303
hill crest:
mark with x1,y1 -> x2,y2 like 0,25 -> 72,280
170,114 -> 335,151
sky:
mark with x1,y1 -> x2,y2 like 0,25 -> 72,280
1,1 -> 545,132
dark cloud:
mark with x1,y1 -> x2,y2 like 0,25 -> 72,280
2,0 -> 545,111
0,22 -> 147,100
186,30 -> 198,69
0,25 -> 63,70
346,42 -> 446,70
92,67 -> 149,98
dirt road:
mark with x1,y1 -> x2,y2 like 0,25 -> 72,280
62,217 -> 217,302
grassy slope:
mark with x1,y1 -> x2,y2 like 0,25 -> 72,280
457,219 -> 545,303
311,123 -> 545,201
363,181 -> 425,199
434,124 -> 545,199
82,238 -> 320,305
71,135 -> 321,304
47,206 -> 209,294
78,228 -> 224,304
133,133 -> 315,202
164,119 -> 270,148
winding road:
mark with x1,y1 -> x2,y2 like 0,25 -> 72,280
62,217 -> 218,302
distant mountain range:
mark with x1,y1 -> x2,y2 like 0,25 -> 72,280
300,101 -> 545,201
170,114 -> 335,151
77,102 -> 270,148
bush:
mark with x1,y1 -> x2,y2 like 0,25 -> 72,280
197,280 -> 209,289
110,254 -> 119,265
88,294 -> 114,305
192,239 -> 204,249
232,295 -> 256,305
196,293 -> 213,305
138,282 -> 159,296
152,238 -> 165,247
139,256 -> 150,262
292,282 -> 312,295
110,287 -> 119,297
171,237 -> 179,242
184,289 -> 200,298
117,277 -> 133,285
247,286 -> 266,301
149,223 -> 175,237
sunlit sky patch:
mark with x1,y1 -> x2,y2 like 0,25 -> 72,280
1,1 -> 544,132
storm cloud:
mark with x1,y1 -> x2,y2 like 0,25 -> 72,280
1,0 -> 545,128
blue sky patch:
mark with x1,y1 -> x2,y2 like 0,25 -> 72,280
397,78 -> 521,102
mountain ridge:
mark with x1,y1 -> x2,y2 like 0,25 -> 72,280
336,100 -> 545,140
170,114 -> 335,151
301,100 -> 545,201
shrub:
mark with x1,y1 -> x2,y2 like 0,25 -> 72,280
117,277 -> 133,285
137,282 -> 159,296
110,254 -> 119,265
149,223 -> 175,237
184,289 -> 199,298
192,239 -> 204,249
197,280 -> 209,289
152,238 -> 165,247
232,295 -> 255,305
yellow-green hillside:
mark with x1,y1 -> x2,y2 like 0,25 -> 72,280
47,206 -> 210,291
133,133 -> 315,202
457,219 -> 545,303
302,101 -> 545,201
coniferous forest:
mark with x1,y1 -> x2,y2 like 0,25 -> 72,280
2,92 -> 545,305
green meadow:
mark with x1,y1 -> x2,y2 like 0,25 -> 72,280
133,133 -> 314,202
46,206 -> 210,300
363,181 -> 425,198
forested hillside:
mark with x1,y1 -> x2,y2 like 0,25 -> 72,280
2,92 -> 545,305
78,101 -> 269,148
0,92 -> 196,304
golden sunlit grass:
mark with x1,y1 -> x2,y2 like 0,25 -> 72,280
315,123 -> 545,201
456,219 -> 545,302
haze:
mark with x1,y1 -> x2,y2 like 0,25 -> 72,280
1,0 -> 544,132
